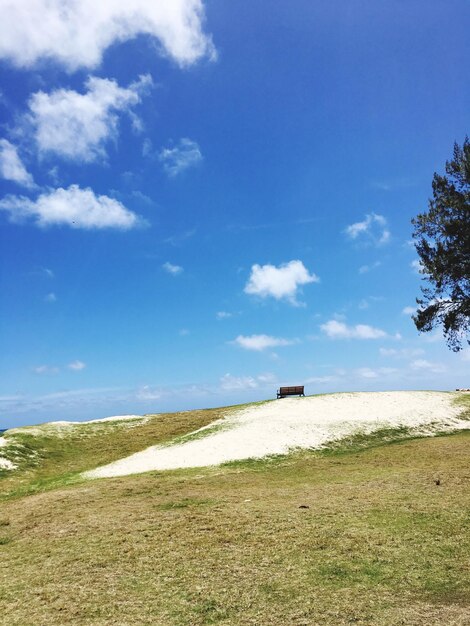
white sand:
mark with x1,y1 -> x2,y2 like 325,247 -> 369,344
51,414 -> 144,425
0,457 -> 16,470
0,436 -> 15,470
0,437 -> 16,470
85,391 -> 468,479
8,414 -> 145,436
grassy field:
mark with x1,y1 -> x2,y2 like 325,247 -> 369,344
0,395 -> 469,625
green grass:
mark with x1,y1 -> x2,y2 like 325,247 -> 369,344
1,393 -> 469,625
0,406 -> 229,499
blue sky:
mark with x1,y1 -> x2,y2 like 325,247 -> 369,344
0,0 -> 469,427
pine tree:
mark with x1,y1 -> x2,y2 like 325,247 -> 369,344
412,137 -> 470,351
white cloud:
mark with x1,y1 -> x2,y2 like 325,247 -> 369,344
410,359 -> 446,374
136,385 -> 164,401
162,262 -> 183,275
0,139 -> 35,188
461,348 -> 470,362
0,0 -> 216,71
402,306 -> 416,315
159,138 -> 202,176
29,75 -> 152,162
379,347 -> 424,358
379,348 -> 397,356
44,292 -> 57,302
220,374 -> 258,391
216,311 -> 232,319
0,185 -> 141,230
356,367 -> 398,379
356,367 -> 379,379
256,373 -> 277,384
345,213 -> 390,246
233,334 -> 294,351
68,360 -> 86,371
320,319 -> 387,340
220,372 -> 276,390
244,260 -> 319,305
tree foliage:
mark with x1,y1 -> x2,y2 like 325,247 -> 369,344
412,137 -> 470,351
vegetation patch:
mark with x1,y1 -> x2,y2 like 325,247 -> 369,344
156,497 -> 216,511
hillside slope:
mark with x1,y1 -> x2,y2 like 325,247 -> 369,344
86,391 -> 469,479
0,417 -> 469,625
0,407 -> 224,499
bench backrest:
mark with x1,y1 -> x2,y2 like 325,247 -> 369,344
279,386 -> 304,394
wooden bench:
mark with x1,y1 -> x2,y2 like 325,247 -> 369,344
277,385 -> 305,399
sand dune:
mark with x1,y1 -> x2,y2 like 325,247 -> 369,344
85,391 -> 467,479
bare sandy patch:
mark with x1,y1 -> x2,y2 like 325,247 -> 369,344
7,414 -> 146,437
0,457 -> 16,470
85,391 -> 468,479
70,414 -> 144,425
0,436 -> 16,470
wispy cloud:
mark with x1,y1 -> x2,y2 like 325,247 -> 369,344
220,372 -> 277,391
244,260 -> 319,306
358,261 -> 381,274
232,334 -> 295,351
0,139 -> 35,188
358,296 -> 384,310
40,267 -> 54,278
421,332 -> 444,344
68,360 -> 86,371
410,359 -> 446,374
355,367 -> 398,379
0,185 -> 142,230
345,213 -> 390,246
356,367 -> 379,379
163,228 -> 196,246
28,75 -> 152,162
44,292 -> 57,302
219,373 -> 259,390
159,138 -> 202,176
402,306 -> 416,315
216,311 -> 233,320
370,177 -> 415,192
320,319 -> 388,340
411,259 -> 424,274
0,1 -> 216,70
379,347 -> 424,358
162,262 -> 183,275
34,365 -> 59,374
